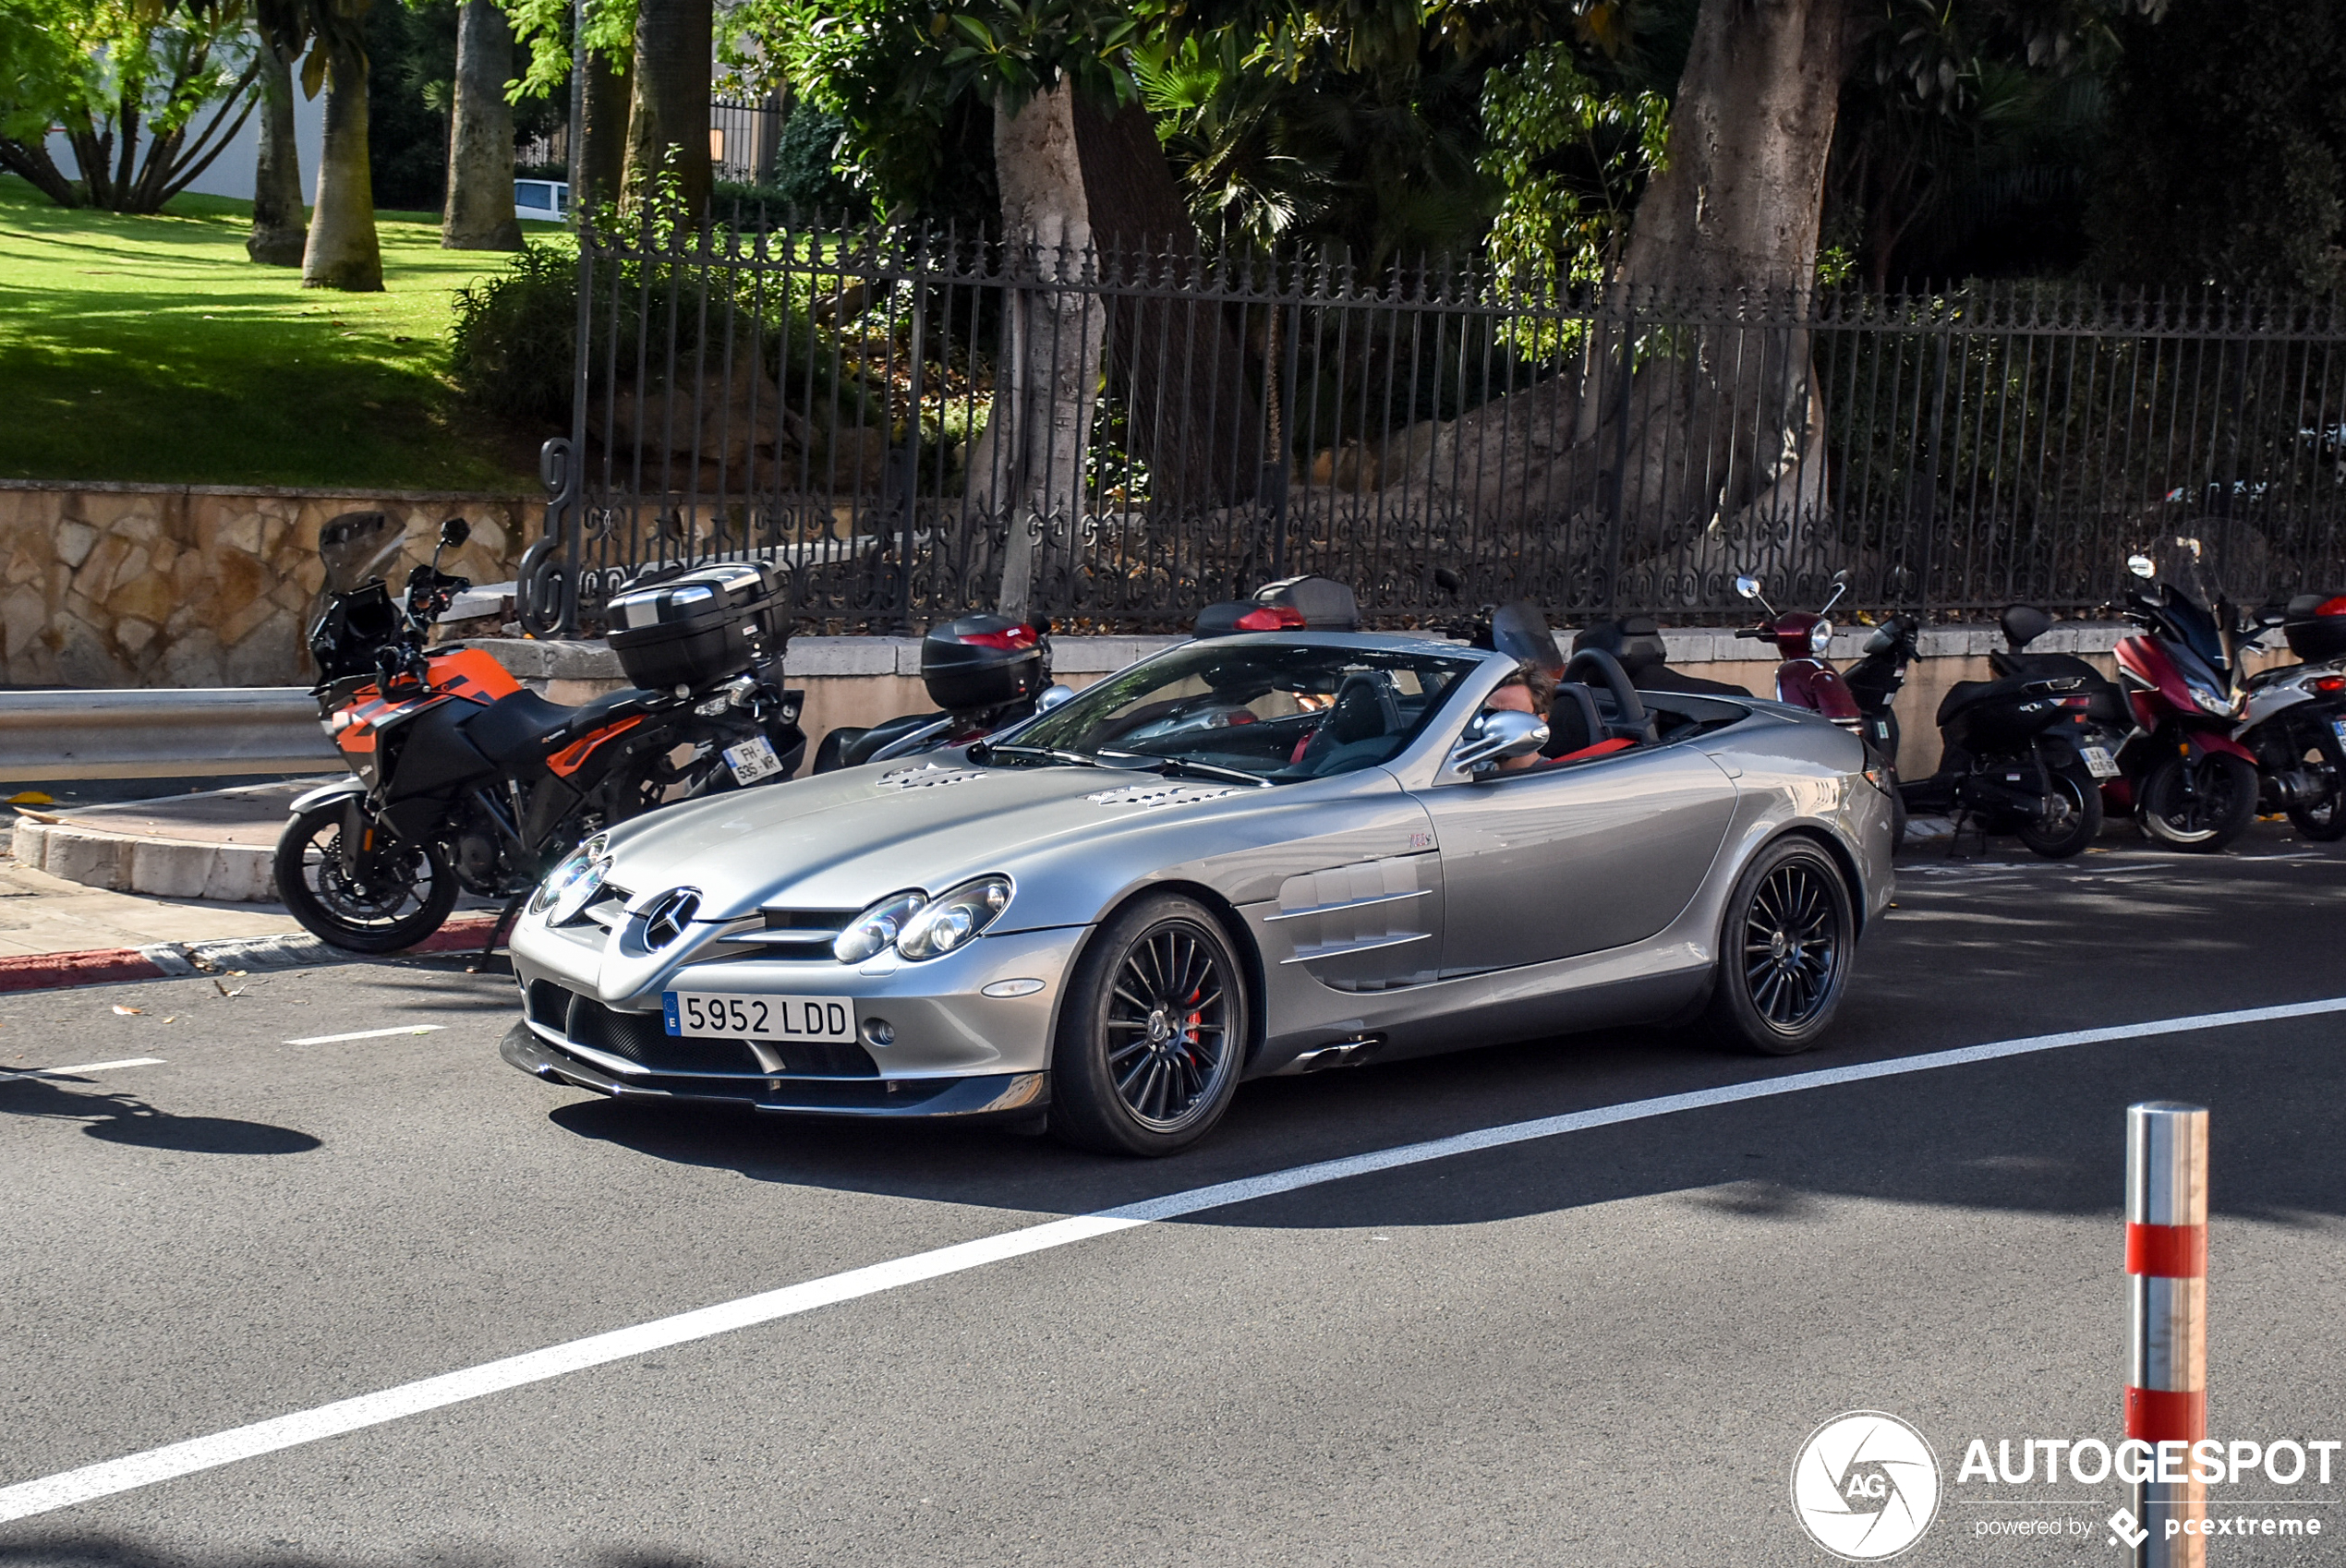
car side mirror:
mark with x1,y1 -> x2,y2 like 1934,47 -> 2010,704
438,517 -> 471,549
1035,683 -> 1075,712
1449,709 -> 1548,775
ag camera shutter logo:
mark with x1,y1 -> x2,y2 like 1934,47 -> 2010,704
1791,1411 -> 1941,1560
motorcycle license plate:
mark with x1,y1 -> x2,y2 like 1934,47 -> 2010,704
724,735 -> 783,785
664,991 -> 853,1044
2080,745 -> 2121,779
2333,718 -> 2346,746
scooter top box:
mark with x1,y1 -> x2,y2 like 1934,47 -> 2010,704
2282,594 -> 2346,662
607,561 -> 784,691
921,614 -> 1047,713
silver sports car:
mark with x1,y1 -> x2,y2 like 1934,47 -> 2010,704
502,633 -> 1896,1155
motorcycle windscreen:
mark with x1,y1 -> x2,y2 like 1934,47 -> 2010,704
319,510 -> 406,596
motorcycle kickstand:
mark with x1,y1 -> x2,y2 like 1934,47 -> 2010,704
467,890 -> 531,974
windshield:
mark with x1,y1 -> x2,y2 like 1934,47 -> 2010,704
1003,640 -> 1481,782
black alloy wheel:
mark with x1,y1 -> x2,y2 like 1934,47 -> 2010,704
272,798 -> 458,953
1049,894 -> 1249,1156
2138,749 -> 2258,852
2015,763 -> 2105,860
1707,838 -> 1854,1055
2283,721 -> 2346,842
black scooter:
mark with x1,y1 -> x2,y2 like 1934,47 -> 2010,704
1845,607 -> 2125,859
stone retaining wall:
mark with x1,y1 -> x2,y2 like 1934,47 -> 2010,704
0,481 -> 533,688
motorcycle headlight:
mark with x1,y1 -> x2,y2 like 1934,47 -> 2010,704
2192,684 -> 2243,718
532,835 -> 609,920
896,875 -> 1013,961
833,889 -> 928,964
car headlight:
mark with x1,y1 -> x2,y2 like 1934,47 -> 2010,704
532,835 -> 609,921
833,889 -> 927,963
897,876 -> 1013,961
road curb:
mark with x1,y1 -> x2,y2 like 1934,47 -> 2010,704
0,912 -> 508,995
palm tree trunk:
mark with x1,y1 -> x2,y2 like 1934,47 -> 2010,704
620,0 -> 710,221
249,47 -> 308,264
302,35 -> 384,291
442,0 -> 522,249
579,45 -> 630,211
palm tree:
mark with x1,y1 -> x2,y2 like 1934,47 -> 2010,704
622,0 -> 711,219
248,42 -> 308,263
443,0 -> 523,247
258,0 -> 384,291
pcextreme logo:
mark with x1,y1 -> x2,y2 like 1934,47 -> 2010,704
1791,1411 -> 1944,1561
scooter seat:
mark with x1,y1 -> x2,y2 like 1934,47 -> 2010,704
464,687 -> 661,768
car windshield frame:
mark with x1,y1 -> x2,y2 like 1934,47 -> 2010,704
991,637 -> 1485,785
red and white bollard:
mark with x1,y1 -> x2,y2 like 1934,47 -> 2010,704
2127,1101 -> 2209,1567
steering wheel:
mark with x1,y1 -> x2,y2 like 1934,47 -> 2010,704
1563,647 -> 1654,743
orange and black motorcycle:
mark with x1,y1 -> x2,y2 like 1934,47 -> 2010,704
277,516 -> 805,952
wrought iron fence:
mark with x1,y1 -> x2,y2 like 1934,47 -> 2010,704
708,99 -> 785,186
520,212 -> 2346,636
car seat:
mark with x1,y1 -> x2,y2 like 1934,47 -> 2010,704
1297,670 -> 1405,773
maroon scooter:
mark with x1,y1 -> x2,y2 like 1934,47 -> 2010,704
1732,569 -> 1867,730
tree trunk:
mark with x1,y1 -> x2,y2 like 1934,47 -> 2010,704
249,47 -> 308,264
621,0 -> 710,222
302,37 -> 385,292
968,83 -> 1107,621
1068,93 -> 1262,511
0,139 -> 80,207
1601,0 -> 1847,581
579,44 -> 630,211
442,0 -> 522,249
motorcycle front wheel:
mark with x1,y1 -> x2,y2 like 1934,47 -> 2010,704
273,800 -> 460,952
2138,750 -> 2258,853
2283,723 -> 2346,842
2015,764 -> 2104,859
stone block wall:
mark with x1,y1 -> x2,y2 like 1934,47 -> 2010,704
0,481 -> 535,688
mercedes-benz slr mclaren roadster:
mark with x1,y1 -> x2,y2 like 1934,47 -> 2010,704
502,633 -> 1896,1155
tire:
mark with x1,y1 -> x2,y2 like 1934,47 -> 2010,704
273,799 -> 459,953
1706,838 -> 1855,1056
2283,722 -> 2346,841
1047,894 -> 1251,1157
2138,749 -> 2258,853
2015,762 -> 2104,860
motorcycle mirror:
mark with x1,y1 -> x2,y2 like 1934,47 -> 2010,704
438,517 -> 471,550
1734,574 -> 1762,601
2127,554 -> 2158,580
1035,683 -> 1075,712
1832,568 -> 1851,585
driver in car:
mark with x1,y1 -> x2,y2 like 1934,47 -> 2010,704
1482,662 -> 1555,773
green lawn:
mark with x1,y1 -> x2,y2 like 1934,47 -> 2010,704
0,176 -> 563,491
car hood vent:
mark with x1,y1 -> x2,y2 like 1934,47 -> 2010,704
1084,782 -> 1245,809
877,763 -> 982,790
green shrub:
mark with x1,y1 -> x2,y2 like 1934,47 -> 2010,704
447,237 -> 582,425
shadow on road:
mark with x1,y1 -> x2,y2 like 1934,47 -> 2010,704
0,1076 -> 320,1155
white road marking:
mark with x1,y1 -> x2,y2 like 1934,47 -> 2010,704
0,1057 -> 164,1082
5,993 -> 2345,1523
282,1026 -> 445,1046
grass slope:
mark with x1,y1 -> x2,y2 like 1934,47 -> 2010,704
0,177 -> 562,491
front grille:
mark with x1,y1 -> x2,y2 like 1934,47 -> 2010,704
529,983 -> 880,1079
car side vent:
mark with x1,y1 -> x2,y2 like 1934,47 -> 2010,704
877,763 -> 981,790
1084,782 -> 1244,809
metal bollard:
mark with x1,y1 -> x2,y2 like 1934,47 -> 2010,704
2127,1101 -> 2208,1567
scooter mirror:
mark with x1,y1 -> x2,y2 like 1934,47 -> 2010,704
438,517 -> 471,550
1832,568 -> 1851,585
1734,574 -> 1762,600
1035,683 -> 1075,712
2127,554 -> 2157,580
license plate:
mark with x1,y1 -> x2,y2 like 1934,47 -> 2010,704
2081,745 -> 2120,779
2333,718 -> 2346,746
664,991 -> 853,1043
724,735 -> 783,785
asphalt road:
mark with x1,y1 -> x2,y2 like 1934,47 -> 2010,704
4,827 -> 2345,1567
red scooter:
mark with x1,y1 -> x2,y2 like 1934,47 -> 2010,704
2109,546 -> 2266,851
1732,569 -> 1867,731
